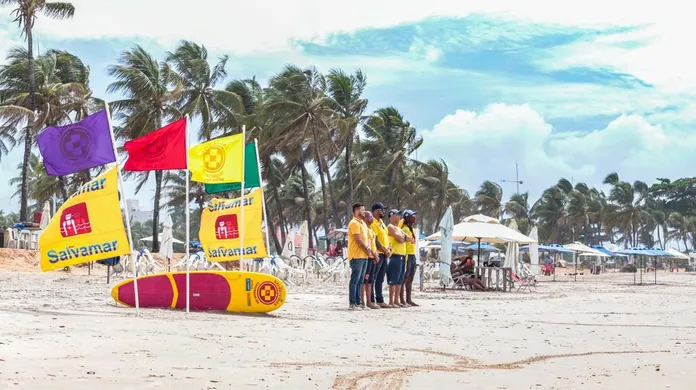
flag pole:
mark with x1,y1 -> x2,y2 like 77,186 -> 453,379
185,115 -> 191,313
239,125 -> 246,270
254,138 -> 271,257
104,103 -> 140,314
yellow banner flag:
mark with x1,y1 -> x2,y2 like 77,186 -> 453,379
39,167 -> 130,271
189,133 -> 244,184
199,188 -> 267,262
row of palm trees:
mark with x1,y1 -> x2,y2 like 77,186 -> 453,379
2,1 -> 696,254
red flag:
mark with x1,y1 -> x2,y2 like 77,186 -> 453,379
124,118 -> 187,171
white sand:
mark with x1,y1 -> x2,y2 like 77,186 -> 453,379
0,257 -> 694,390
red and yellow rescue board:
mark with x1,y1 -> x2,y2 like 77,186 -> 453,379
111,271 -> 286,313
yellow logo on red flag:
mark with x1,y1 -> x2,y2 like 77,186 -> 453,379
199,188 -> 267,261
39,167 -> 130,271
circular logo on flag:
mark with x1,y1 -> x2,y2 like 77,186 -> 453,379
143,136 -> 168,160
256,281 -> 279,305
60,128 -> 92,160
203,144 -> 226,173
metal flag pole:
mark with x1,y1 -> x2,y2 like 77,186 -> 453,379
185,115 -> 191,313
239,126 -> 246,270
254,138 -> 271,258
104,103 -> 139,314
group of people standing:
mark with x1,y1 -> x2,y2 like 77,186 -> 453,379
347,202 -> 419,310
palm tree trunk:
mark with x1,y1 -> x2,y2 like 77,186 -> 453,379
19,24 -> 35,222
151,116 -> 164,252
263,195 -> 282,254
265,158 -> 287,248
323,157 -> 342,228
309,127 -> 331,235
345,133 -> 355,217
299,157 -> 315,249
57,176 -> 69,201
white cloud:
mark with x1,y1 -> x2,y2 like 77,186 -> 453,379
418,103 -> 696,201
0,0 -> 674,55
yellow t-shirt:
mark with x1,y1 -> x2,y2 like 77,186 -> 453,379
368,229 -> 377,253
402,225 -> 415,255
371,219 -> 390,255
388,224 -> 407,256
347,217 -> 369,260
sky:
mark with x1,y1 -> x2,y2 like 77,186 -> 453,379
1,0 -> 695,214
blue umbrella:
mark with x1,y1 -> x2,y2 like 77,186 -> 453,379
462,243 -> 499,252
520,244 -> 574,253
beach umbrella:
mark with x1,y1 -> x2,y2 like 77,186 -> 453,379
462,243 -> 499,252
140,234 -> 184,245
503,219 -> 520,274
528,226 -> 539,275
299,221 -> 309,258
39,201 -> 51,230
159,215 -> 174,271
426,214 -> 536,244
666,248 -> 689,259
438,206 -> 454,287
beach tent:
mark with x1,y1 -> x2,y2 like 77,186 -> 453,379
615,248 -> 669,285
462,243 -> 499,252
520,244 -> 574,253
563,242 -> 610,281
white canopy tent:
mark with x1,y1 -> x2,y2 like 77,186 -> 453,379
426,214 -> 537,244
666,248 -> 689,260
563,242 -> 610,280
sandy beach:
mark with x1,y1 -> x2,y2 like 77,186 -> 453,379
1,251 -> 694,390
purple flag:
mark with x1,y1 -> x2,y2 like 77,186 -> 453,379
37,110 -> 116,176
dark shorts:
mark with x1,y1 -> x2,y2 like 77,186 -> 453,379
364,259 -> 377,284
387,255 -> 405,285
405,255 -> 417,279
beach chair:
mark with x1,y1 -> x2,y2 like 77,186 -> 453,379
28,232 -> 39,250
5,228 -> 18,249
510,272 -> 535,292
273,256 -> 306,285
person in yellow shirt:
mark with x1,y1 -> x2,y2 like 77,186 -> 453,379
361,211 -> 380,309
387,209 -> 408,308
400,210 -> 419,307
370,203 -> 391,308
347,203 -> 372,310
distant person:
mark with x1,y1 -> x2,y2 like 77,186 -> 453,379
347,203 -> 372,310
335,241 -> 344,257
399,210 -> 419,306
361,211 -> 380,309
370,203 -> 391,308
387,209 -> 408,308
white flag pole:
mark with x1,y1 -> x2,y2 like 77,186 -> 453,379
239,125 -> 246,269
254,138 -> 271,256
184,115 -> 191,313
104,103 -> 140,314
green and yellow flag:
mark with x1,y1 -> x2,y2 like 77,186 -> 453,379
189,134 -> 244,184
205,143 -> 260,194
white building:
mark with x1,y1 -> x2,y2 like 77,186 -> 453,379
125,199 -> 152,224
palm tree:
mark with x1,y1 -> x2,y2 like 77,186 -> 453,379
362,107 -> 422,208
327,69 -> 368,215
0,48 -> 92,199
505,192 -> 531,234
9,152 -> 61,210
603,173 -> 650,248
1,0 -> 75,222
166,41 -> 244,140
107,45 -> 181,252
475,181 -> 503,218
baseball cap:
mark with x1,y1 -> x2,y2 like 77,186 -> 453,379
388,209 -> 401,217
371,202 -> 386,211
404,209 -> 418,217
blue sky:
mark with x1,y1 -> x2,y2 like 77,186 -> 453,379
1,0 -> 695,214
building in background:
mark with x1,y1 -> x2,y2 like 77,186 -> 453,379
125,199 -> 152,224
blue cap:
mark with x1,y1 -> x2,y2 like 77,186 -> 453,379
371,202 -> 386,211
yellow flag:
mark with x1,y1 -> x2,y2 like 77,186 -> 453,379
199,188 -> 267,262
189,133 -> 244,184
39,167 -> 130,271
